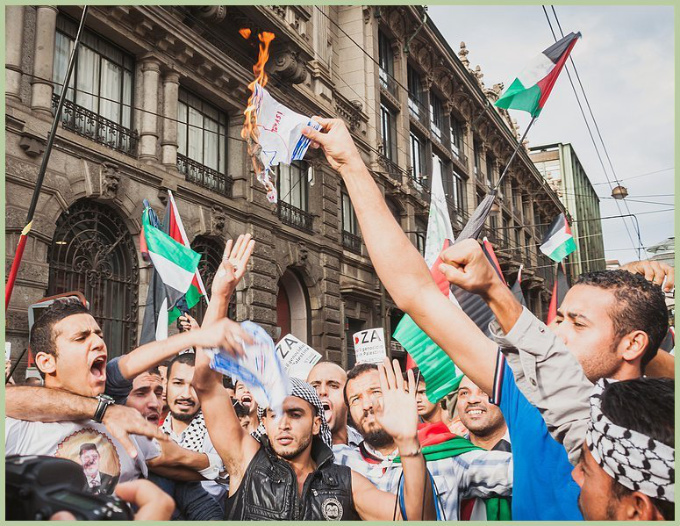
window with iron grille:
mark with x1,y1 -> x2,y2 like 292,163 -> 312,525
451,169 -> 466,212
190,236 -> 236,323
53,15 -> 136,155
409,132 -> 425,183
278,162 -> 313,233
486,155 -> 495,188
378,30 -> 397,96
177,89 -> 230,195
430,94 -> 444,140
47,200 -> 139,357
450,116 -> 464,157
473,138 -> 481,176
380,104 -> 397,162
341,190 -> 361,254
415,218 -> 427,256
407,64 -> 425,118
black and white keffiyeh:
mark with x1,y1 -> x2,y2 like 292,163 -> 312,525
161,410 -> 207,453
254,377 -> 332,448
585,379 -> 674,503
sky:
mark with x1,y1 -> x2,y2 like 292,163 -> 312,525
429,4 -> 674,264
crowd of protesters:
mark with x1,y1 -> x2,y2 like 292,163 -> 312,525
5,118 -> 675,521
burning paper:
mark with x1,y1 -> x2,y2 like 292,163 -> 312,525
241,31 -> 320,203
252,83 -> 320,203
206,320 -> 291,416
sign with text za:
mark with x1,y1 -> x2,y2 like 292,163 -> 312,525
353,328 -> 387,364
275,334 -> 322,376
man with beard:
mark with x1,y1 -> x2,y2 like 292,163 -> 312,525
193,350 -> 436,520
159,352 -> 227,519
456,376 -> 510,452
334,363 -> 512,520
307,361 -> 362,447
125,368 -> 164,426
301,117 -> 672,520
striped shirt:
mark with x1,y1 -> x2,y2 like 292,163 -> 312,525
333,441 -> 513,520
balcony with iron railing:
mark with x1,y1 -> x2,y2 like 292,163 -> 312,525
342,230 -> 362,255
52,95 -> 138,157
177,154 -> 233,197
278,201 -> 314,234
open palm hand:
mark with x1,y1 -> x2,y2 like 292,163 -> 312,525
373,358 -> 418,443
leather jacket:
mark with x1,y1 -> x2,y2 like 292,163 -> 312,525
225,437 -> 360,521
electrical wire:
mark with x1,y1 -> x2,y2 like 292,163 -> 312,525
546,5 -> 645,258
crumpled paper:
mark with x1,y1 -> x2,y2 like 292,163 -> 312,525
251,82 -> 321,203
206,320 -> 291,418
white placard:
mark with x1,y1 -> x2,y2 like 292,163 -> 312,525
5,342 -> 11,362
353,328 -> 387,364
275,334 -> 322,377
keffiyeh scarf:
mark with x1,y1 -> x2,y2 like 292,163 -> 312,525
585,379 -> 674,502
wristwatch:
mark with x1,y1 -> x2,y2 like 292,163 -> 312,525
93,394 -> 115,423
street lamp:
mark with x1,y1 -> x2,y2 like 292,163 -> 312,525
611,185 -> 628,200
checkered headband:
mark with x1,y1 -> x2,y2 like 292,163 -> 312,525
586,379 -> 674,503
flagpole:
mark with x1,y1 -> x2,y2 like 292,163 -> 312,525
494,115 -> 537,191
5,6 -> 89,310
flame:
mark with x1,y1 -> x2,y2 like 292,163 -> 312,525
242,31 -> 276,181
239,28 -> 251,40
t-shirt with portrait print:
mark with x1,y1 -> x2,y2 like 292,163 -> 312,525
5,418 -> 161,495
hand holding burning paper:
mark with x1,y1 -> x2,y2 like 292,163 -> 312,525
241,32 -> 320,203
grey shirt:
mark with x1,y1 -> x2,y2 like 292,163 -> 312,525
488,307 -> 592,465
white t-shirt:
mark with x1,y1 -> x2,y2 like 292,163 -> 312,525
5,418 -> 161,495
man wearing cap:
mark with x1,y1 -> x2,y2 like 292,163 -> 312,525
192,348 -> 436,521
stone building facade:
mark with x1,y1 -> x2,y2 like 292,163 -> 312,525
5,5 -> 564,379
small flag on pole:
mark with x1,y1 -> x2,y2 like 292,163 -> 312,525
141,209 -> 201,340
511,265 -> 527,307
540,213 -> 577,262
495,32 -> 581,117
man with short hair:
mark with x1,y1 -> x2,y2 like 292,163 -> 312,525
307,361 -> 362,447
573,377 -> 674,520
125,368 -> 164,425
409,367 -> 450,426
456,376 -> 509,452
193,349 -> 436,520
335,363 -> 512,520
5,298 -> 246,494
301,118 -> 672,520
233,379 -> 259,435
79,442 -> 115,495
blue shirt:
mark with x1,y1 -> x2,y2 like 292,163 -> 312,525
497,361 -> 583,520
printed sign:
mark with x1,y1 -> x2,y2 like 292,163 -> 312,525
353,328 -> 387,364
5,342 -> 11,362
275,334 -> 322,379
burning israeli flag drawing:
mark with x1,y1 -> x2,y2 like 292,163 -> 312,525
205,320 -> 291,418
251,82 -> 321,203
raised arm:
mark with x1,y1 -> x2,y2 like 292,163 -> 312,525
302,120 -> 497,394
5,386 -> 166,458
352,358 -> 435,521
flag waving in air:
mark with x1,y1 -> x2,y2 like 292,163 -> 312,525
141,208 -> 201,340
547,262 -> 570,324
495,32 -> 581,117
540,213 -> 577,262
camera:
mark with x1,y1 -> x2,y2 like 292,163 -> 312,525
5,455 -> 134,520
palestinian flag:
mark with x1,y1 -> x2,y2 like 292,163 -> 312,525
495,32 -> 581,117
547,262 -> 570,324
166,190 -> 209,321
511,265 -> 527,307
540,213 -> 577,262
141,209 -> 201,339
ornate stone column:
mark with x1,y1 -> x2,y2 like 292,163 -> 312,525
160,70 -> 180,168
139,56 -> 161,161
30,6 -> 59,116
6,6 -> 26,100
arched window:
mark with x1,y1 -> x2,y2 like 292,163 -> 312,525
190,236 -> 235,323
276,269 -> 309,343
48,200 -> 139,357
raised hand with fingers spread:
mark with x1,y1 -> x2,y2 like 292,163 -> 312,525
374,358 -> 419,447
211,234 -> 256,300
